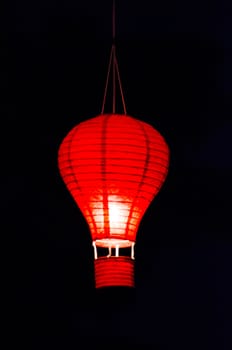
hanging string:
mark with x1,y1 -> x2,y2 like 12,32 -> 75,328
112,0 -> 115,41
112,45 -> 116,114
101,0 -> 127,115
112,0 -> 116,113
114,54 -> 127,114
101,46 -> 113,114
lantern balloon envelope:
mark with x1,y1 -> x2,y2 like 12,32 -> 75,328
58,114 -> 169,288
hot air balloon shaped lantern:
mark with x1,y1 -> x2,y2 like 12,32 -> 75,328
58,2 -> 170,288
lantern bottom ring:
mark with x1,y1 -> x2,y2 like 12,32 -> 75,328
94,238 -> 134,248
92,240 -> 135,260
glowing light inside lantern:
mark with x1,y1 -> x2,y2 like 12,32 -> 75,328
109,201 -> 128,230
90,195 -> 134,236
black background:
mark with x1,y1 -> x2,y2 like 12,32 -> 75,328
2,0 -> 232,347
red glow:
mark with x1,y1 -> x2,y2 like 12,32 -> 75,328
58,114 -> 169,287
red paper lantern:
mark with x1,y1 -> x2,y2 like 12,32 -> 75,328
58,113 -> 169,288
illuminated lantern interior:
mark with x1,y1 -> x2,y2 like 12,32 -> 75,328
58,114 -> 169,288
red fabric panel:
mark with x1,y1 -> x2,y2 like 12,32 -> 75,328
58,114 -> 169,242
94,256 -> 134,288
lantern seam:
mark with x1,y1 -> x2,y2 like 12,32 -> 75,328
67,125 -> 98,238
101,114 -> 111,238
125,120 -> 151,240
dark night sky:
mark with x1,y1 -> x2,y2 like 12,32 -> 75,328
2,0 -> 232,347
